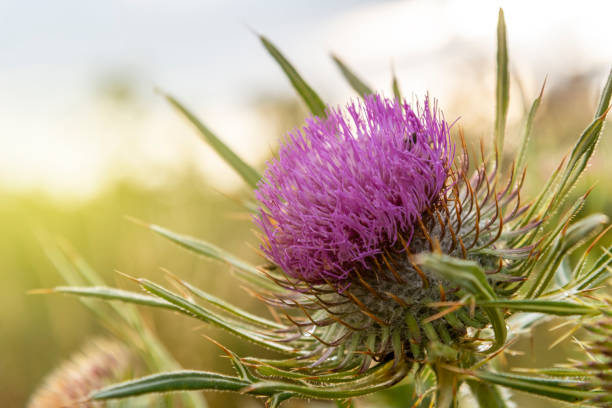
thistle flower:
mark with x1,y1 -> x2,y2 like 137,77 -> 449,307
28,339 -> 132,408
256,94 -> 452,283
42,9 -> 612,408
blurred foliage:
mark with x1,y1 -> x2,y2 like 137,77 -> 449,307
1,73 -> 610,407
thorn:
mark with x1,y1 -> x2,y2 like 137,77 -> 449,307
539,75 -> 548,99
123,215 -> 149,228
114,269 -> 140,283
27,288 -> 54,295
201,333 -> 235,358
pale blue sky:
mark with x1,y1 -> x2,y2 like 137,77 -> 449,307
1,0 -> 610,196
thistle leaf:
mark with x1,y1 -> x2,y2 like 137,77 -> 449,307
90,371 -> 255,400
150,224 -> 280,291
418,253 -> 506,352
162,92 -> 261,188
41,239 -> 208,408
392,68 -> 402,101
540,69 -> 611,216
574,244 -> 612,291
494,8 -> 509,163
476,299 -> 600,316
169,274 -> 283,329
259,35 -> 327,117
331,54 -> 373,96
245,360 -> 411,399
266,393 -> 294,408
527,213 -> 608,298
554,257 -> 572,288
514,78 -> 545,179
137,278 -> 299,354
52,286 -> 180,311
473,371 -> 599,403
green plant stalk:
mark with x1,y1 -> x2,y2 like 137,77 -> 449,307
467,380 -> 508,408
434,364 -> 459,408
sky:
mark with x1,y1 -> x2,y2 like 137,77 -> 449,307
1,0 -> 610,198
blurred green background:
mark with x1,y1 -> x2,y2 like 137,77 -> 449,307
1,1 -> 611,407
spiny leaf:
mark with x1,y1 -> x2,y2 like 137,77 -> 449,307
245,360 -> 411,399
392,67 -> 402,101
259,35 -> 327,117
170,274 -> 283,329
90,371 -> 257,400
331,54 -> 373,96
476,299 -> 600,316
418,253 -> 506,352
51,286 -> 180,311
162,92 -> 261,188
541,69 -> 611,216
137,278 -> 299,354
527,213 -> 608,298
473,371 -> 599,403
201,335 -> 257,382
41,239 -> 208,408
266,393 -> 294,408
150,224 -> 279,291
574,244 -> 612,291
493,8 -> 509,164
514,78 -> 545,179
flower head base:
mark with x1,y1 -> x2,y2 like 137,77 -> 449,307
256,94 -> 453,283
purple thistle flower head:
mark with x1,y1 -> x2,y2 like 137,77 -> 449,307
255,94 -> 453,283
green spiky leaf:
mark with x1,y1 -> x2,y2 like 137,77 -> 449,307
149,224 -> 279,291
476,299 -> 600,316
473,371 -> 600,403
259,35 -> 327,117
418,253 -> 506,352
493,8 -> 509,162
331,54 -> 373,96
162,92 -> 261,188
91,371 -> 256,400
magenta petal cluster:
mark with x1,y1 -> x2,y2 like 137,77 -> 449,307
255,94 -> 453,283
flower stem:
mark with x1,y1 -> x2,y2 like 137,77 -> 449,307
435,364 -> 459,408
467,380 -> 508,408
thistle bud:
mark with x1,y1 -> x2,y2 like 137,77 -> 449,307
28,338 -> 133,408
